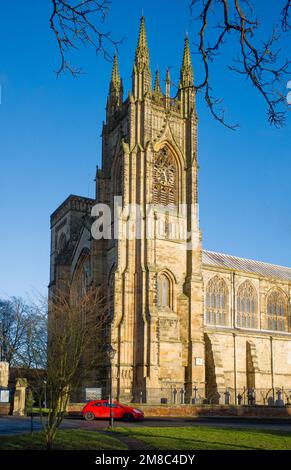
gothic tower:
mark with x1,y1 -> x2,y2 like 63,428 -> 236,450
93,17 -> 205,401
50,17 -> 291,407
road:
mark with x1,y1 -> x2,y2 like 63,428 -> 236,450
1,415 -> 291,436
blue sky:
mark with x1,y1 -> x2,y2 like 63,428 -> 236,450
0,0 -> 290,299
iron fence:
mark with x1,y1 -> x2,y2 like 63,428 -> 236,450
70,384 -> 291,407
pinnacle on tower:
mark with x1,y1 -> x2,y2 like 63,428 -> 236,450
107,53 -> 123,117
154,68 -> 162,95
110,53 -> 121,96
135,16 -> 150,72
132,16 -> 152,97
166,68 -> 171,98
180,35 -> 194,88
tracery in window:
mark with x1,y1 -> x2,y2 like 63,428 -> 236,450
205,276 -> 228,326
236,281 -> 257,329
266,289 -> 288,332
153,146 -> 177,206
70,251 -> 91,303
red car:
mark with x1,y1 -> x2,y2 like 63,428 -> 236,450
82,400 -> 144,421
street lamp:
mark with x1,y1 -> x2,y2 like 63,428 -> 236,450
107,345 -> 116,429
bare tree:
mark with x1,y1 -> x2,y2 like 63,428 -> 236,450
49,0 -> 122,76
189,0 -> 291,128
45,286 -> 110,450
0,297 -> 47,409
0,298 -> 30,366
19,307 -> 47,371
49,1 -> 290,127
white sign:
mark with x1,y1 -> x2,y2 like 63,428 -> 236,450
0,390 -> 9,403
85,387 -> 102,402
195,357 -> 203,366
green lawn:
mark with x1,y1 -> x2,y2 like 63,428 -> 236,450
115,426 -> 291,450
32,408 -> 50,414
1,426 -> 291,450
0,429 -> 127,450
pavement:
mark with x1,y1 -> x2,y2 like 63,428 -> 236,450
1,415 -> 291,436
0,416 -> 42,436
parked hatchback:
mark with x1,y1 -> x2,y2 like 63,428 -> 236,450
82,399 -> 144,421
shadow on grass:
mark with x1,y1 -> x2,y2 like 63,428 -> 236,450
117,426 -> 291,451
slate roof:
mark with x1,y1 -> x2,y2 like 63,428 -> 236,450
202,250 -> 291,282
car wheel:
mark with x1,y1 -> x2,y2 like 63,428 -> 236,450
123,412 -> 134,422
84,411 -> 95,421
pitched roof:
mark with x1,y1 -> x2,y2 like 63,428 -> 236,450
202,250 -> 291,282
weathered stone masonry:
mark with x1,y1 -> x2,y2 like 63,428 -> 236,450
49,17 -> 291,404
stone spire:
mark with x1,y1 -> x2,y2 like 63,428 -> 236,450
180,35 -> 194,88
135,16 -> 150,72
132,16 -> 152,98
107,53 -> 123,119
153,68 -> 162,95
110,53 -> 121,95
166,68 -> 170,97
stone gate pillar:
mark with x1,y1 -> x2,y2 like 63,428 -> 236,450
0,362 -> 10,415
0,362 -> 9,388
13,378 -> 27,416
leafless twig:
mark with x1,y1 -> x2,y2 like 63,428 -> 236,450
50,0 -> 123,76
189,0 -> 290,128
281,0 -> 291,31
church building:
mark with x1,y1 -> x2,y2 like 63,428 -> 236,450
49,17 -> 291,405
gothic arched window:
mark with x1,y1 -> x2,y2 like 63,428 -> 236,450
157,274 -> 171,308
70,251 -> 91,303
236,281 -> 257,329
266,290 -> 288,332
205,276 -> 229,326
153,147 -> 177,206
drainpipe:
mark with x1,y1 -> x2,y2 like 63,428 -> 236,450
270,336 -> 274,398
233,333 -> 237,404
231,272 -> 235,328
232,272 -> 237,404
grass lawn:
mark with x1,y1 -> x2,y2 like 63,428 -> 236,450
0,429 -> 128,450
32,408 -> 50,414
115,426 -> 291,450
1,426 -> 291,450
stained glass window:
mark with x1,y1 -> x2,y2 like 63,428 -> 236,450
205,276 -> 228,326
266,290 -> 288,332
237,281 -> 257,329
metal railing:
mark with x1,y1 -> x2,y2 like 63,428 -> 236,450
70,384 -> 291,407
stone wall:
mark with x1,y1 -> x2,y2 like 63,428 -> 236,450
67,402 -> 291,419
205,329 -> 291,402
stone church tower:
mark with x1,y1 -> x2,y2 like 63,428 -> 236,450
50,17 -> 205,401
50,17 -> 291,405
96,17 -> 205,400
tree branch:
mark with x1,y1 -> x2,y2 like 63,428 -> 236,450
190,0 -> 290,128
50,0 -> 123,76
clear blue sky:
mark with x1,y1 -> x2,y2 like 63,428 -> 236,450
0,0 -> 290,299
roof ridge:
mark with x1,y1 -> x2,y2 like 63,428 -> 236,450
203,249 -> 291,272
